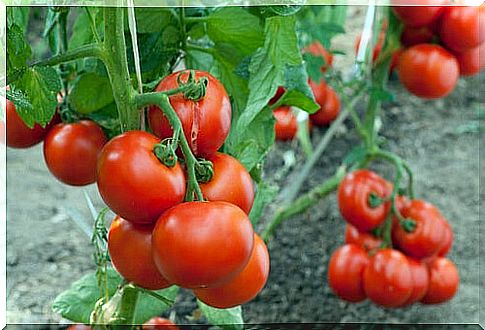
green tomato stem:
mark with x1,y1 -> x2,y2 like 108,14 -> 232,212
103,7 -> 139,132
261,166 -> 347,243
31,43 -> 104,67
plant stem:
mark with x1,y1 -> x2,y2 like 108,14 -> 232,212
184,16 -> 208,23
278,90 -> 365,204
137,287 -> 175,306
103,7 -> 139,132
114,285 -> 139,327
135,92 -> 204,202
31,43 -> 104,67
261,166 -> 347,242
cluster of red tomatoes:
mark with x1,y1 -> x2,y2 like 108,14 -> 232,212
394,3 -> 484,99
104,70 -> 269,310
273,41 -> 341,141
6,70 -> 270,309
328,169 -> 459,308
354,3 -> 484,99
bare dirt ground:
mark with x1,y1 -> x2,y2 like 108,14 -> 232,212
6,6 -> 484,329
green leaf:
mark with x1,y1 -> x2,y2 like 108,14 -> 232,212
208,8 -> 263,56
87,102 -> 122,139
69,72 -> 114,114
69,9 -> 98,50
303,52 -> 325,83
131,8 -> 179,34
13,66 -> 61,128
52,268 -> 179,325
133,286 -> 179,324
7,24 -> 32,75
197,299 -> 244,330
52,268 -> 121,324
277,64 -> 319,113
249,182 -> 279,225
6,7 -> 30,30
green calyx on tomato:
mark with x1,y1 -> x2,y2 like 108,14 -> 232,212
177,70 -> 209,101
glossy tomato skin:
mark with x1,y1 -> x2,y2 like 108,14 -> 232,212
392,199 -> 446,259
274,106 -> 297,141
338,170 -> 393,232
43,121 -> 107,186
392,0 -> 447,28
398,44 -> 459,99
454,43 -> 485,76
308,79 -> 328,111
194,234 -> 269,308
400,25 -> 434,47
148,70 -> 231,158
344,225 -> 382,251
440,6 -> 485,52
152,201 -> 254,289
327,244 -> 369,302
303,41 -> 333,72
142,317 -> 179,330
108,216 -> 171,290
310,86 -> 340,126
437,219 -> 453,257
6,98 -> 60,149
363,249 -> 413,308
97,130 -> 186,224
402,258 -> 429,306
421,257 -> 459,304
200,152 -> 254,214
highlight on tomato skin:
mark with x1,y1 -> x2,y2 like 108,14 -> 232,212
193,234 -> 270,309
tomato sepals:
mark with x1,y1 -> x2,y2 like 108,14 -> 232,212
153,139 -> 178,168
400,218 -> 417,233
368,192 -> 385,208
195,159 -> 214,184
177,70 -> 209,101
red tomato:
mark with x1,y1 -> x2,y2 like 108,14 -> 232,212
400,25 -> 435,47
309,85 -> 340,126
392,0 -> 447,28
437,219 -> 453,257
200,152 -> 254,214
421,257 -> 459,304
454,43 -> 485,76
308,78 -> 327,110
402,258 -> 429,306
108,216 -> 171,290
303,41 -> 333,72
97,131 -> 186,224
398,44 -> 459,99
327,244 -> 369,302
152,201 -> 254,289
142,317 -> 179,330
337,170 -> 393,232
6,97 -> 60,149
273,106 -> 297,141
363,249 -> 413,308
269,86 -> 285,105
440,6 -> 485,52
43,120 -> 106,186
392,199 -> 446,259
344,225 -> 382,251
194,234 -> 269,308
148,70 -> 231,158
